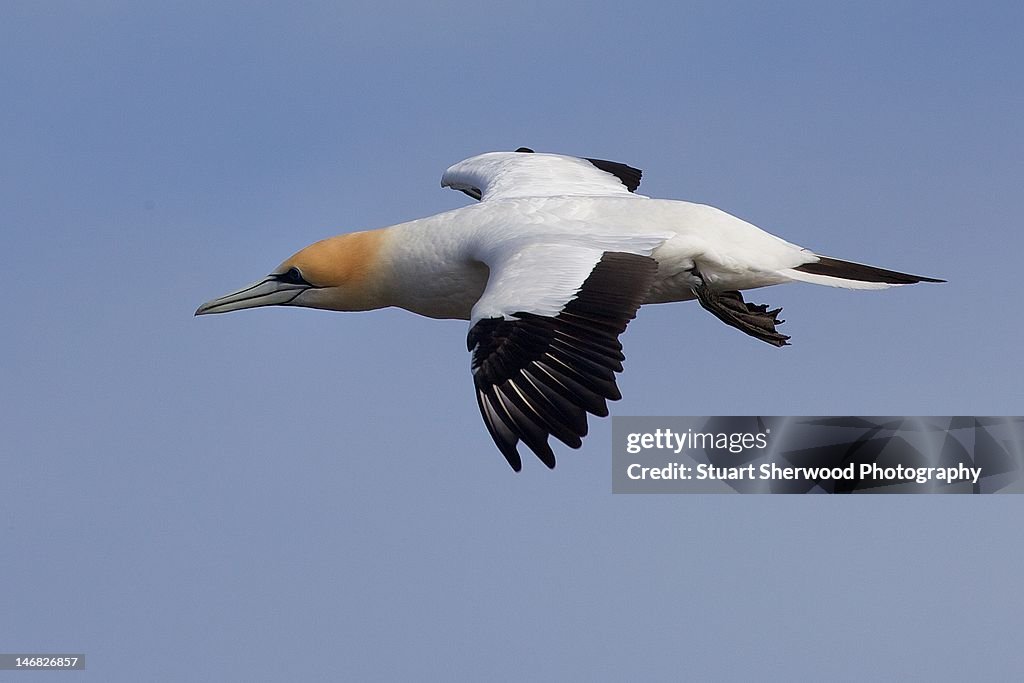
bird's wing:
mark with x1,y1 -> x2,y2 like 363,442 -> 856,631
467,241 -> 659,470
442,149 -> 644,202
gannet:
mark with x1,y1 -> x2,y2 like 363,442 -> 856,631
196,148 -> 942,471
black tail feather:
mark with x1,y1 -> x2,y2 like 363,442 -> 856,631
795,257 -> 944,285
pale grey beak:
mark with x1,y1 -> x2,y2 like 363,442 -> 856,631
195,277 -> 309,316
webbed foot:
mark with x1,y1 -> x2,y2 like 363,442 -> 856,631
691,269 -> 790,347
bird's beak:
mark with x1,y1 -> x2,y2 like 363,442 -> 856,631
195,277 -> 308,316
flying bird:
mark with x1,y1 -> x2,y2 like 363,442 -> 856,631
196,148 -> 942,470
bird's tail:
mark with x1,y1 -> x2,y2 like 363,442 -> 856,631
783,255 -> 945,290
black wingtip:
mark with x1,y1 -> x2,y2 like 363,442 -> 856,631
468,252 -> 658,471
584,157 -> 643,192
512,148 -> 643,192
498,440 -> 523,472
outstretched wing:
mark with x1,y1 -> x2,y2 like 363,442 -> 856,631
442,149 -> 645,202
467,245 -> 658,470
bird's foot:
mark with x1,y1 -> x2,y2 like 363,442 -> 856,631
690,269 -> 790,347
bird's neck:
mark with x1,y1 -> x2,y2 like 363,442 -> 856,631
371,211 -> 488,320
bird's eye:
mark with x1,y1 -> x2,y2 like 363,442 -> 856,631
278,267 -> 308,285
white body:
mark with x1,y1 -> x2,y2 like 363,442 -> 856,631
378,194 -> 830,322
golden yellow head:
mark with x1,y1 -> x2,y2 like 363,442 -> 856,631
275,231 -> 385,289
195,230 -> 389,316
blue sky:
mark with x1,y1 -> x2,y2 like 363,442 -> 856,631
2,1 -> 1022,680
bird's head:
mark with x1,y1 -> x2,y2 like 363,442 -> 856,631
195,230 -> 389,316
